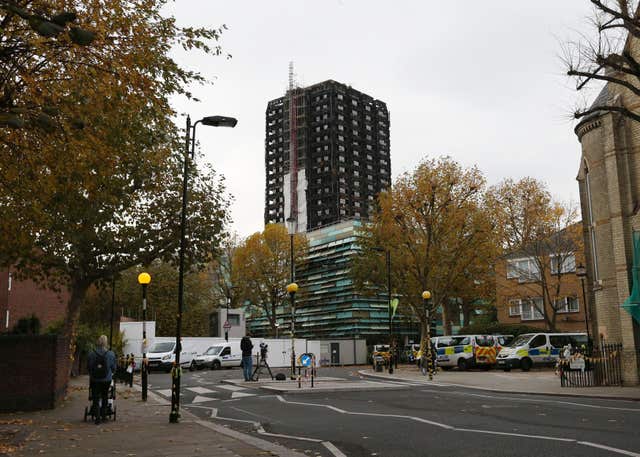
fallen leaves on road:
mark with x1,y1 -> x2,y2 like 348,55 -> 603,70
0,419 -> 33,425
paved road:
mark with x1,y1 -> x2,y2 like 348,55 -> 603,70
146,367 -> 640,457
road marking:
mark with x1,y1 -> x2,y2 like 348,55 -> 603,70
155,389 -> 173,397
187,386 -> 216,394
191,395 -> 217,404
274,395 -> 640,456
322,441 -> 348,457
419,389 -> 640,412
218,384 -> 248,391
578,441 -> 640,456
232,391 -> 256,399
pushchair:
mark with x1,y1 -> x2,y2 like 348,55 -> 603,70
83,380 -> 117,422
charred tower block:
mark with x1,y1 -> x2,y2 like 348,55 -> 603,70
265,80 -> 391,231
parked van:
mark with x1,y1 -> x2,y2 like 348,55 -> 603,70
496,332 -> 588,371
434,335 -> 500,370
147,341 -> 197,372
194,341 -> 242,370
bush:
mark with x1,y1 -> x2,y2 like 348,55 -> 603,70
458,321 -> 543,337
11,314 -> 40,335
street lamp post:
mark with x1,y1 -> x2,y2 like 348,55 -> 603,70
275,322 -> 280,339
373,247 -> 393,374
287,282 -> 299,379
138,272 -> 151,401
109,276 -> 116,350
169,114 -> 237,424
225,294 -> 231,342
575,264 -> 591,344
422,290 -> 434,380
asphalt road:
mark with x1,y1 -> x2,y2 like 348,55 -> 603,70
145,366 -> 640,457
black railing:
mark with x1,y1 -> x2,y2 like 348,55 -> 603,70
558,342 -> 623,387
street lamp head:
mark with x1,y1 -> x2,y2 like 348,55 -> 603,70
201,115 -> 238,128
138,272 -> 151,285
286,216 -> 297,235
575,264 -> 587,279
422,290 -> 431,300
286,282 -> 299,294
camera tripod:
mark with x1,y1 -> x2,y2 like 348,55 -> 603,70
251,351 -> 274,381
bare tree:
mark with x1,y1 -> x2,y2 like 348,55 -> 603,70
565,0 -> 640,122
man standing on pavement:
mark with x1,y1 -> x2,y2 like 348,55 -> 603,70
240,335 -> 254,381
87,335 -> 117,424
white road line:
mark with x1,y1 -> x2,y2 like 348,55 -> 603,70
187,386 -> 216,394
232,391 -> 257,399
191,395 -> 217,404
419,389 -> 640,412
274,395 -> 639,456
155,388 -> 173,397
578,442 -> 640,457
322,441 -> 348,457
218,384 -> 247,391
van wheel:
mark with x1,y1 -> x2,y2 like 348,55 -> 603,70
189,361 -> 196,372
521,358 -> 532,372
212,360 -> 221,370
457,358 -> 468,371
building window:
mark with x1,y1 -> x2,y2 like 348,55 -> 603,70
550,253 -> 576,274
584,161 -> 599,282
520,298 -> 544,321
555,297 -> 579,313
508,300 -> 521,316
506,258 -> 540,281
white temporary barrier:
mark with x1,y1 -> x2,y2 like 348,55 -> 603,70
119,321 -> 320,368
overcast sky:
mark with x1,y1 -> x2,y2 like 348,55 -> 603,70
167,1 -> 598,238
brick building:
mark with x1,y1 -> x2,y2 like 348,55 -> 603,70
574,38 -> 640,384
264,79 -> 391,232
495,237 -> 588,333
0,268 -> 68,333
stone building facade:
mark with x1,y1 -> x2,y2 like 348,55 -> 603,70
574,40 -> 640,384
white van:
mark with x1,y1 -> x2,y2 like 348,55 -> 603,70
147,341 -> 197,372
194,341 -> 242,370
496,332 -> 588,371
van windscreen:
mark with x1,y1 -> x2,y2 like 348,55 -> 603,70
475,336 -> 494,347
508,334 -> 533,347
150,342 -> 174,353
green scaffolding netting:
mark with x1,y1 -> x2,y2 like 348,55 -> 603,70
622,231 -> 640,324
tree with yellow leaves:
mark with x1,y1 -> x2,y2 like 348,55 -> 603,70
232,224 -> 308,336
487,178 -> 583,331
353,157 -> 498,351
0,0 -> 231,336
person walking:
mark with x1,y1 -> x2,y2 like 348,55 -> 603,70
87,335 -> 116,425
240,335 -> 254,381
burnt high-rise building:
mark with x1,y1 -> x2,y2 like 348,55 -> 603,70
265,79 -> 391,232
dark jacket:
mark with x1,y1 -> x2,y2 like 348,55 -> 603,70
240,337 -> 253,357
87,348 -> 117,382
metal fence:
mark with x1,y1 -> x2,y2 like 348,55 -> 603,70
558,342 -> 623,387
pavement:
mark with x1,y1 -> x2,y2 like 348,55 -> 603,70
0,376 -> 306,457
358,366 -> 640,400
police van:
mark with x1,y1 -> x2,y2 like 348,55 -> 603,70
496,332 -> 588,371
434,334 -> 502,370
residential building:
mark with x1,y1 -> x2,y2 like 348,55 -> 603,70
574,36 -> 640,384
495,225 -> 589,333
264,79 -> 391,232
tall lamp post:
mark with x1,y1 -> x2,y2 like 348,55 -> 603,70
373,247 -> 393,374
422,290 -> 434,380
225,294 -> 231,342
169,114 -> 237,424
109,276 -> 116,350
138,272 -> 151,401
287,282 -> 298,379
575,264 -> 591,344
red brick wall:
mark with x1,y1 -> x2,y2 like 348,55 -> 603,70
0,269 -> 68,332
0,335 -> 70,412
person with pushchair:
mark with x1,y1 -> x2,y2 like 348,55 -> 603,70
87,335 -> 117,425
